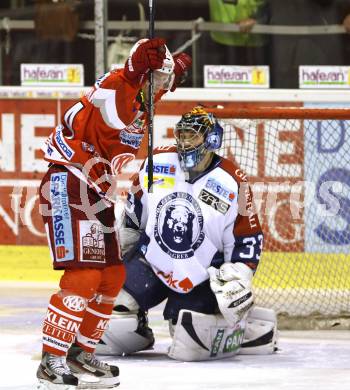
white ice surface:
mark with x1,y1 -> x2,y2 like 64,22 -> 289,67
0,284 -> 350,390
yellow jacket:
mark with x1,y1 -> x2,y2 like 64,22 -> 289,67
209,0 -> 267,47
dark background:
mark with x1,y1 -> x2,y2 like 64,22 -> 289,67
1,0 -> 350,88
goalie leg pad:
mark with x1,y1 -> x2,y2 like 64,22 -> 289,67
95,311 -> 154,355
239,306 -> 278,355
168,309 -> 245,361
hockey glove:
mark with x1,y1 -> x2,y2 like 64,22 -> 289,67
170,52 -> 192,91
208,262 -> 254,326
124,38 -> 166,83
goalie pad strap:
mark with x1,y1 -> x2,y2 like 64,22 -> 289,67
180,311 -> 209,351
240,306 -> 278,355
242,329 -> 274,348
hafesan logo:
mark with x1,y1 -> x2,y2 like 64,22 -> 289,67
20,64 -> 84,86
204,65 -> 269,88
299,66 -> 350,89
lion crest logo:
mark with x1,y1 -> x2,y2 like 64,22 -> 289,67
154,192 -> 204,259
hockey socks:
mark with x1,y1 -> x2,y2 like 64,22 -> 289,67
42,292 -> 87,356
75,296 -> 114,352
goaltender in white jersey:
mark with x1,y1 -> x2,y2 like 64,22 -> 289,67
129,145 -> 261,293
96,106 -> 278,361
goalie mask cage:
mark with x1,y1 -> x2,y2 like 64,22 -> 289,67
212,106 -> 350,330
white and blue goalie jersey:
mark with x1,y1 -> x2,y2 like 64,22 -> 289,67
124,146 -> 263,294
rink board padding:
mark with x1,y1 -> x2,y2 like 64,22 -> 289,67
0,245 -> 61,282
1,245 -> 349,289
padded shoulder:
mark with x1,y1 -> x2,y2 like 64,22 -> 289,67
218,156 -> 249,184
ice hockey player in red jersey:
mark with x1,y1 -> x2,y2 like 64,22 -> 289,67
36,38 -> 192,389
95,107 -> 278,361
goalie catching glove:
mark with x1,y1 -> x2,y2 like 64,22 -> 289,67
208,262 -> 254,326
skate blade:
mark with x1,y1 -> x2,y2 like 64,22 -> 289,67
77,374 -> 120,389
37,379 -> 77,390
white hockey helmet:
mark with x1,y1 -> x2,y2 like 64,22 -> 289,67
154,45 -> 175,90
130,38 -> 175,90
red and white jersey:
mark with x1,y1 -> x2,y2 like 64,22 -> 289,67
125,147 -> 263,294
43,69 -> 164,199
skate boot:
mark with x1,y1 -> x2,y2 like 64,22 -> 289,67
67,343 -> 120,389
37,352 -> 78,389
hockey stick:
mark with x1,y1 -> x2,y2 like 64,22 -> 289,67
147,0 -> 155,192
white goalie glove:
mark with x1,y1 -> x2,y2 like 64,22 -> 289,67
208,262 -> 254,326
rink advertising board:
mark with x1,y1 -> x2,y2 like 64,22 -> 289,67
204,65 -> 270,88
0,90 -> 346,256
304,103 -> 350,254
299,66 -> 350,89
21,64 -> 84,87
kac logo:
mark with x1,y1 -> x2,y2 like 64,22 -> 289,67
154,192 -> 204,259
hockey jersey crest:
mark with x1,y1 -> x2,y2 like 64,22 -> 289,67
125,149 -> 263,293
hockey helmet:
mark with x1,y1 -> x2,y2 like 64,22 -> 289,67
174,106 -> 223,170
154,44 -> 175,90
130,39 -> 175,90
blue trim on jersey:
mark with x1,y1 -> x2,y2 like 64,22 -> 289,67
231,233 -> 263,269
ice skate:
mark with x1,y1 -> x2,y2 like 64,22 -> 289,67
67,343 -> 120,389
37,352 -> 78,389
